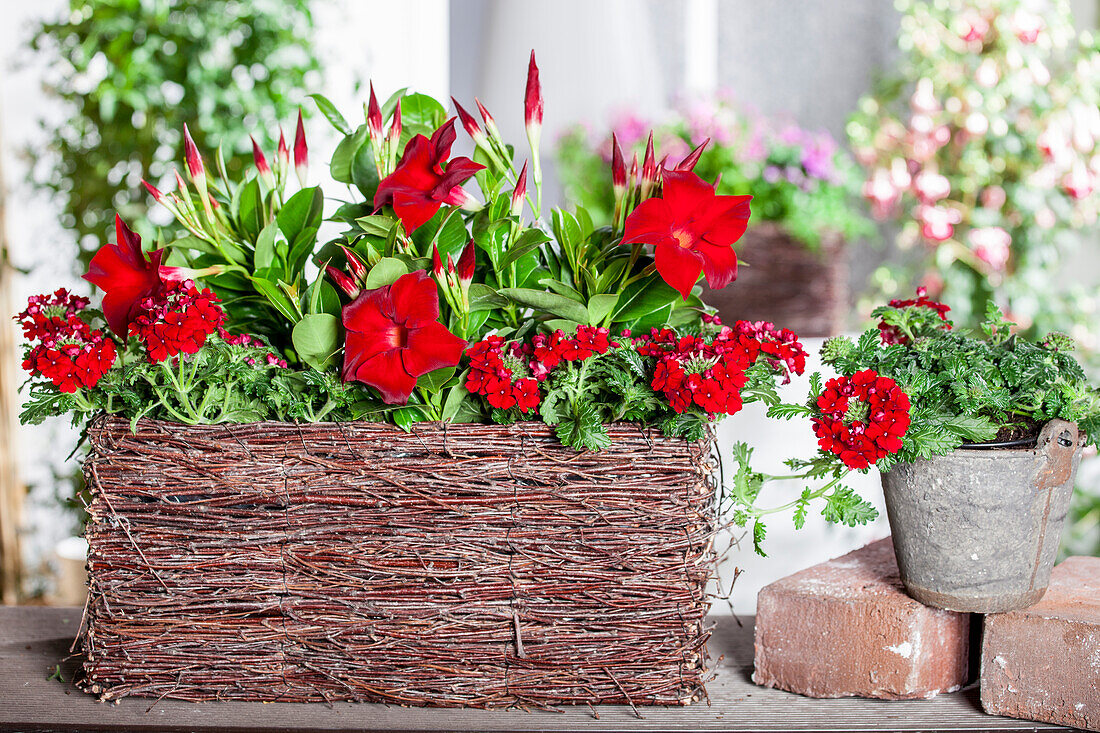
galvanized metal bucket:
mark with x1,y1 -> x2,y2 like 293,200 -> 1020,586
880,419 -> 1084,613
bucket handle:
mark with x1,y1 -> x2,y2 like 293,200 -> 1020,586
1034,419 -> 1081,491
1027,419 -> 1081,591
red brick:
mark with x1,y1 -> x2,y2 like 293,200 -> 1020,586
752,537 -> 970,699
981,556 -> 1100,731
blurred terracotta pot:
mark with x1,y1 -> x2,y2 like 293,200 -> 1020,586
702,223 -> 847,337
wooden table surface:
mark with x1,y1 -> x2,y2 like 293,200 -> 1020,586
0,607 -> 1068,732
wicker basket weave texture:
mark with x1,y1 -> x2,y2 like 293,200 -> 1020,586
81,416 -> 718,707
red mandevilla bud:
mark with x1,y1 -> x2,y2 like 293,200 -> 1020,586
182,124 -> 205,184
338,245 -> 368,285
474,98 -> 501,142
642,133 -> 657,184
251,136 -> 275,188
326,265 -> 360,299
142,179 -> 167,205
388,99 -> 402,146
611,134 -> 626,190
446,253 -> 456,276
452,97 -> 484,142
511,160 -> 528,217
367,82 -> 384,141
524,50 -> 543,132
432,243 -> 445,278
277,130 -> 290,170
456,239 -> 475,285
294,110 -> 308,187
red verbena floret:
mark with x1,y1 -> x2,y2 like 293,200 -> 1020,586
16,288 -> 91,340
465,335 -> 542,413
131,280 -> 225,363
878,287 -> 952,345
812,369 -> 911,470
733,320 -> 807,382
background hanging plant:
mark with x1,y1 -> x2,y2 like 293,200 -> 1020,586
847,0 -> 1099,335
26,0 -> 320,268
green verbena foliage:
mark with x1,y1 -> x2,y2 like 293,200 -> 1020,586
19,332 -> 379,430
28,0 -> 319,266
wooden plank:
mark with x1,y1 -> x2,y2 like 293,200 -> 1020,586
0,607 -> 1070,732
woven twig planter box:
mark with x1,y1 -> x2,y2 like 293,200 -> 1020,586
702,222 -> 847,337
80,415 -> 718,708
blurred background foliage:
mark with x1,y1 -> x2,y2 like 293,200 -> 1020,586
27,0 -> 320,270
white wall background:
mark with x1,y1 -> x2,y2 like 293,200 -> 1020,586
1,0 -> 1096,607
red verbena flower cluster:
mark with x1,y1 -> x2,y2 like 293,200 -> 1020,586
812,370 -> 911,470
638,326 -> 761,415
465,335 -> 541,412
733,320 -> 807,383
131,280 -> 224,363
878,287 -> 952,345
17,289 -> 116,393
522,325 -> 613,380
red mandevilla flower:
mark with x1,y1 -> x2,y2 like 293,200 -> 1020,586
131,280 -> 225,363
341,270 -> 466,404
83,215 -> 186,337
621,170 -> 752,299
373,119 -> 485,233
878,287 -> 953,345
812,370 -> 911,470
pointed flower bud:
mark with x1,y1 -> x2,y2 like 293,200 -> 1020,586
446,253 -> 456,276
524,50 -> 544,134
277,130 -> 290,170
182,124 -> 205,185
456,239 -> 476,286
432,243 -> 445,278
326,265 -> 360,299
367,82 -> 384,141
142,179 -> 167,205
452,97 -> 486,145
474,98 -> 502,143
251,136 -> 275,188
338,245 -> 367,285
676,138 -> 709,172
294,109 -> 308,188
611,134 -> 626,190
511,160 -> 528,217
387,99 -> 402,146
641,133 -> 657,184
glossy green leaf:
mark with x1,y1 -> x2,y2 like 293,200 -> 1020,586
309,93 -> 351,135
587,293 -> 619,325
292,313 -> 341,371
363,257 -> 408,289
499,288 -> 590,323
